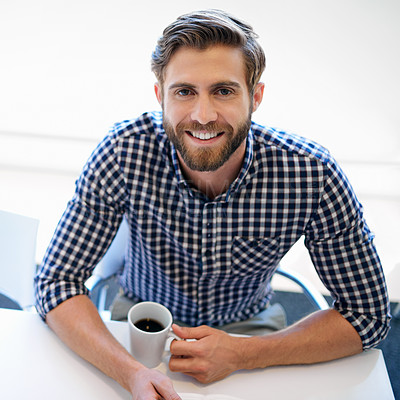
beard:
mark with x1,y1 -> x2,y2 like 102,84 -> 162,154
163,114 -> 252,172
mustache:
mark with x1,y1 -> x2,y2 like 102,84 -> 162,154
176,121 -> 233,133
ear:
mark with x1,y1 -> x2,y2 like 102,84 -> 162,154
154,82 -> 163,105
252,82 -> 265,112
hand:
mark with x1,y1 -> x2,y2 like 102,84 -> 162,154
169,324 -> 244,384
129,366 -> 181,400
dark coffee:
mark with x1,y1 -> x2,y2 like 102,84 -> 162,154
134,318 -> 164,332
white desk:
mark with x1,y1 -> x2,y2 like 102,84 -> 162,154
0,308 -> 394,400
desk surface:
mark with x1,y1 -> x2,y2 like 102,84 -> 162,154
0,308 -> 394,400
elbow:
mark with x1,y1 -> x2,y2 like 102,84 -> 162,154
337,308 -> 391,350
361,315 -> 391,350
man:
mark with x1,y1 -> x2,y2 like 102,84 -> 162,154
35,9 -> 390,400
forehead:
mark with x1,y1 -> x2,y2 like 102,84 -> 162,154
164,45 -> 247,87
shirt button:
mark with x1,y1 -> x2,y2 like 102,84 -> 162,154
204,249 -> 212,257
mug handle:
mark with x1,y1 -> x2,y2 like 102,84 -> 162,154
165,328 -> 197,352
165,329 -> 182,352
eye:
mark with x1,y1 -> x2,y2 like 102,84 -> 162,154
176,88 -> 193,97
216,88 -> 233,96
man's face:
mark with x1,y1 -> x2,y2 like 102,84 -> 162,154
155,45 -> 264,172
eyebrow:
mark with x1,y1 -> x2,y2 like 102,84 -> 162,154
168,82 -> 196,91
168,81 -> 243,91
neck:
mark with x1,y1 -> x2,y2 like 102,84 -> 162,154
177,141 -> 246,200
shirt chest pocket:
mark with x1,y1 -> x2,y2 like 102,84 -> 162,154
231,236 -> 281,277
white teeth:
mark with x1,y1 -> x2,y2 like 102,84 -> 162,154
190,131 -> 219,140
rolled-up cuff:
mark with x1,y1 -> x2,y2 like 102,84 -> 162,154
337,307 -> 391,349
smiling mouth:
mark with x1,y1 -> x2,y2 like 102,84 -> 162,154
186,131 -> 224,140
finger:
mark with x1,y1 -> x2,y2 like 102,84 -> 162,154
154,386 -> 182,400
172,324 -> 212,340
169,357 -> 212,384
152,375 -> 182,400
169,354 -> 201,374
170,337 -> 198,357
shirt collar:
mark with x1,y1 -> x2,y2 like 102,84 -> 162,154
169,141 -> 187,187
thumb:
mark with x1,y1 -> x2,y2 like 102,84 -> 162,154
172,324 -> 212,340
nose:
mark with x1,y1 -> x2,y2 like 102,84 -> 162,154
190,95 -> 218,125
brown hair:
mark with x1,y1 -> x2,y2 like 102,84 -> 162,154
151,9 -> 266,94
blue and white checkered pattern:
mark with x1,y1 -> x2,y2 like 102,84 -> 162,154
34,111 -> 390,349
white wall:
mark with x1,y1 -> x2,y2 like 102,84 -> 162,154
1,0 -> 399,150
1,0 -> 399,299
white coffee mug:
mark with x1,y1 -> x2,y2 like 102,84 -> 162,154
128,301 -> 174,368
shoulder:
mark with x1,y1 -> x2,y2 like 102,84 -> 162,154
82,111 -> 166,173
92,111 -> 167,163
108,111 -> 164,142
250,121 -> 332,165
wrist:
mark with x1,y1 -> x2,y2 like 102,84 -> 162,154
119,356 -> 148,393
235,336 -> 272,370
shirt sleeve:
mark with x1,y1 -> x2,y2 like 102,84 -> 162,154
304,155 -> 391,349
34,132 -> 128,320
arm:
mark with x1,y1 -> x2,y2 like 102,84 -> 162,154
47,294 -> 181,400
34,128 -> 180,398
169,308 -> 362,383
304,155 -> 390,350
170,155 -> 389,383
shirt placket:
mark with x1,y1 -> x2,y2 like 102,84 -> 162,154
197,201 -> 219,325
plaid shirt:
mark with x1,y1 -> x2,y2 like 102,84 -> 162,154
35,111 -> 390,349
